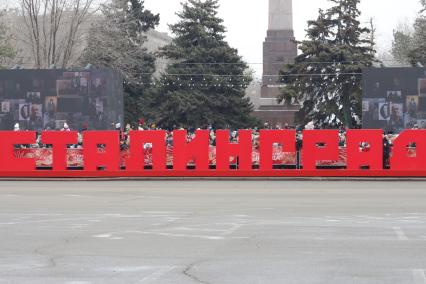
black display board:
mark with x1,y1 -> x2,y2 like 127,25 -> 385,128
0,68 -> 123,131
362,67 -> 426,133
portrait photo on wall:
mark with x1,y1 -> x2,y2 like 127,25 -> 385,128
63,72 -> 90,95
45,96 -> 57,116
9,99 -> 25,122
362,100 -> 369,112
1,101 -> 10,113
379,102 -> 391,121
406,95 -> 419,119
57,79 -> 79,96
363,98 -> 384,122
405,115 -> 418,129
417,119 -> 426,129
386,90 -> 402,102
91,76 -> 106,96
19,103 -> 31,121
419,78 -> 426,96
29,104 -> 43,130
26,92 -> 41,103
30,104 -> 43,120
389,103 -> 404,129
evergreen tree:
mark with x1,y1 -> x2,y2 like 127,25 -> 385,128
152,0 -> 258,129
391,25 -> 415,66
0,12 -> 15,68
80,0 -> 159,124
278,0 -> 376,128
408,0 -> 426,66
390,1 -> 426,66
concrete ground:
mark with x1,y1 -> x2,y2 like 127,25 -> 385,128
0,181 -> 426,284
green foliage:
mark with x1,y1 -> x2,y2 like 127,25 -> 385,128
80,0 -> 159,124
151,0 -> 259,129
279,0 -> 376,128
0,13 -> 15,68
408,0 -> 426,66
392,0 -> 426,66
391,26 -> 414,66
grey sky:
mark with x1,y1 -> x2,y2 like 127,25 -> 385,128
145,0 -> 421,75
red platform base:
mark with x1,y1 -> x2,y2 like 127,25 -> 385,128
0,170 -> 424,178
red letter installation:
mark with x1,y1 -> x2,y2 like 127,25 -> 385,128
1,129 -> 426,177
259,130 -> 296,170
173,130 -> 209,171
391,130 -> 426,171
346,130 -> 383,170
215,130 -> 252,171
83,131 -> 120,171
0,131 -> 36,171
126,130 -> 166,171
302,130 -> 339,170
42,131 -> 78,171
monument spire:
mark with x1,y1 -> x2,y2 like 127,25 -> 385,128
269,0 -> 293,31
252,0 -> 298,127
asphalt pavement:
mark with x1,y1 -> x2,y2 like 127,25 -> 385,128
0,180 -> 426,284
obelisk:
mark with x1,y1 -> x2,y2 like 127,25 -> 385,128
269,0 -> 293,31
256,0 -> 298,126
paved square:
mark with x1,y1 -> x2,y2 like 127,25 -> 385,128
0,180 -> 425,283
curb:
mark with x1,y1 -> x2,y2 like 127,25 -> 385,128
1,177 -> 426,182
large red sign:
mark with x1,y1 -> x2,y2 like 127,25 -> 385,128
0,130 -> 423,177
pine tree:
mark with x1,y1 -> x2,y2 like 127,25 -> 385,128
80,0 -> 159,124
152,0 -> 258,129
279,0 -> 376,128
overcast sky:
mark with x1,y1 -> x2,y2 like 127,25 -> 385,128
144,0 -> 421,75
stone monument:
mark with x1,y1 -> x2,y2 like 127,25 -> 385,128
254,0 -> 298,126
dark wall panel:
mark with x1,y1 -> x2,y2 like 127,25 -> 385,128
362,67 -> 426,133
0,68 -> 123,131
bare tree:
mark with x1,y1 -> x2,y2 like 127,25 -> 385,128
19,0 -> 95,68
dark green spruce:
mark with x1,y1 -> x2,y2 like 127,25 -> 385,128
152,0 -> 258,129
278,0 -> 376,128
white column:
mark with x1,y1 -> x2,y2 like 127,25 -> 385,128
268,0 -> 293,30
